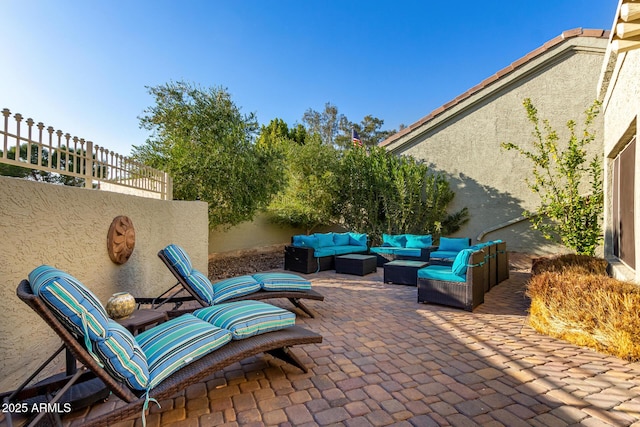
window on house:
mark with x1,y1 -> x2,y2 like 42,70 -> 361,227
612,137 -> 635,269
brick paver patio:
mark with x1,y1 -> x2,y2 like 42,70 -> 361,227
61,266 -> 640,427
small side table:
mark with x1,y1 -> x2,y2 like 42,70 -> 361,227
384,260 -> 429,285
335,254 -> 377,276
115,309 -> 168,335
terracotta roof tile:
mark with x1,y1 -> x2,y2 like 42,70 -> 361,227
380,28 -> 609,148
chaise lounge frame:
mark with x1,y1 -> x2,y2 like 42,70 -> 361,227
14,280 -> 323,427
152,250 -> 325,318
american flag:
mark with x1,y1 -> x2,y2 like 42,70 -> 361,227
352,129 -> 362,146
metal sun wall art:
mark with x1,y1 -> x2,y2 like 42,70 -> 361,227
107,215 -> 135,264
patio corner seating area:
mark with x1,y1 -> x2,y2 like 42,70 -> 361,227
21,258 -> 640,427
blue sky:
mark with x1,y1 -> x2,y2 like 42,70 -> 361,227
1,1 -> 616,156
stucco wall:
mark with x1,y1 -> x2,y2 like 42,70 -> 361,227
208,213 -> 339,255
600,48 -> 640,281
208,213 -> 306,254
388,37 -> 607,253
0,175 -> 208,391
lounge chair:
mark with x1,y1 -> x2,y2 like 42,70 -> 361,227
12,268 -> 322,427
149,244 -> 324,318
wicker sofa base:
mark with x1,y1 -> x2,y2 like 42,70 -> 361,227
284,245 -> 368,274
417,277 -> 484,312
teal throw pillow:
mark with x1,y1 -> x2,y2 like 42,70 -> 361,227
405,234 -> 432,248
451,249 -> 474,276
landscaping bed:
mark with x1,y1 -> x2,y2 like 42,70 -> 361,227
526,254 -> 640,361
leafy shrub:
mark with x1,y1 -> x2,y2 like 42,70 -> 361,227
527,271 -> 640,361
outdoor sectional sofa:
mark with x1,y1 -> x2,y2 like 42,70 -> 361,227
11,266 -> 322,427
284,232 -> 368,274
369,233 -> 436,266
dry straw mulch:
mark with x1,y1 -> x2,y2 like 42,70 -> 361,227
527,255 -> 640,361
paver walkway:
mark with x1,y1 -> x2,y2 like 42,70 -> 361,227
61,267 -> 640,427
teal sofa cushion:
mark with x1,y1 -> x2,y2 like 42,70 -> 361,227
194,301 -> 296,340
438,237 -> 470,252
293,235 -> 319,248
370,247 -> 402,255
348,233 -> 368,246
405,234 -> 432,248
314,247 -> 336,257
417,265 -> 466,283
314,233 -> 335,247
394,248 -> 422,257
452,249 -> 474,276
429,250 -> 460,260
332,245 -> 365,256
382,234 -> 407,247
333,233 -> 351,246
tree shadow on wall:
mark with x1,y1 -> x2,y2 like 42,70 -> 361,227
430,167 -> 546,253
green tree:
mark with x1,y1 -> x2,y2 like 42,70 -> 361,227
133,81 -> 287,229
302,102 -> 344,147
335,146 -> 467,245
351,115 -> 396,147
302,103 -> 395,148
501,98 -> 603,256
267,134 -> 340,233
0,143 -> 88,186
257,118 -> 307,146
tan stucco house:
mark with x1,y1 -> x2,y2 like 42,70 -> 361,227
381,28 -> 609,254
598,0 -> 640,282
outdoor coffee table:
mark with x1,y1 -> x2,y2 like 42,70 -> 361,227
383,260 -> 429,285
334,254 -> 377,276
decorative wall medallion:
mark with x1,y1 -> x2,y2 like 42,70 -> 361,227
107,215 -> 135,264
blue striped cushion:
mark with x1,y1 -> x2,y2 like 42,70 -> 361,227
253,273 -> 312,291
183,269 -> 214,305
162,244 -> 193,278
193,301 -> 296,340
95,321 -> 149,390
28,265 -> 109,341
136,314 -> 232,389
212,275 -> 261,304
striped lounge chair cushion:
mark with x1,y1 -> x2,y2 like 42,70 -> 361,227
136,314 -> 232,389
95,321 -> 149,390
161,244 -> 193,278
252,273 -> 312,291
162,244 -> 214,305
28,265 -> 109,341
183,269 -> 215,305
193,301 -> 296,340
212,275 -> 261,304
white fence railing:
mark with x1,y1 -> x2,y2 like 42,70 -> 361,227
0,108 -> 172,200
